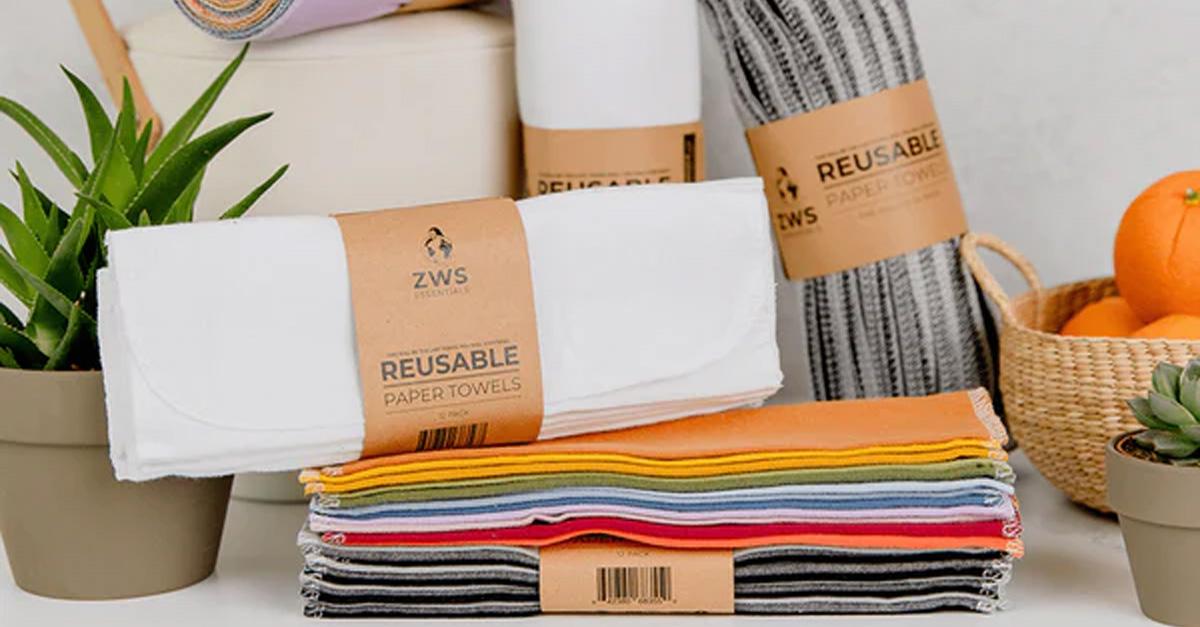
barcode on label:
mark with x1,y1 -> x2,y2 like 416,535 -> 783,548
415,423 -> 489,451
595,566 -> 673,605
683,133 -> 697,182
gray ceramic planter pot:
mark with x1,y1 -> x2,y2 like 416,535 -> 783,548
0,368 -> 233,599
1107,433 -> 1200,626
232,471 -> 307,503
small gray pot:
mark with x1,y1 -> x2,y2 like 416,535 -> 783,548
0,368 -> 232,600
1107,433 -> 1200,626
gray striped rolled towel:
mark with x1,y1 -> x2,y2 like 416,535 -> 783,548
699,0 -> 1000,404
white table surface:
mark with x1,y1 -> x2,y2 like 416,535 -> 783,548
0,452 -> 1155,626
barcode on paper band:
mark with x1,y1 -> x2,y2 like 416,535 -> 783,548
540,540 -> 731,613
595,566 -> 673,605
415,422 -> 489,451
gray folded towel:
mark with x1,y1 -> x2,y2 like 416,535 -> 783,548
297,532 -> 1012,617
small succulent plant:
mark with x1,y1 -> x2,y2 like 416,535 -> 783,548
0,45 -> 286,371
1127,359 -> 1200,464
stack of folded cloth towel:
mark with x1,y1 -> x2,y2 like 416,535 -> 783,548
297,389 -> 1021,617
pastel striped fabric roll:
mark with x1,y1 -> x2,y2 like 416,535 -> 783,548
699,0 -> 1000,403
172,0 -> 475,41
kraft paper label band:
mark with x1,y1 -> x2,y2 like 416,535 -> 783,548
522,121 -> 705,197
334,199 -> 544,458
745,79 -> 968,280
540,538 -> 734,614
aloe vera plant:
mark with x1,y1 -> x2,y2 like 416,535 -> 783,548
0,45 -> 286,371
1127,359 -> 1200,464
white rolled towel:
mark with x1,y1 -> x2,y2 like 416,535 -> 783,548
513,0 -> 702,130
99,179 -> 781,481
513,0 -> 704,196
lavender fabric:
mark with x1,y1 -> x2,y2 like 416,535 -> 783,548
173,0 -> 408,41
309,503 -> 1015,533
313,480 -> 1015,518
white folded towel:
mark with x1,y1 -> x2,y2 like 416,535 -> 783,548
99,179 -> 782,480
512,0 -> 701,130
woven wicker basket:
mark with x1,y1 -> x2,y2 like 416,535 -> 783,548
961,233 -> 1200,512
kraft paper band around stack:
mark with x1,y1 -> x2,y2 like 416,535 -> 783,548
513,0 -> 705,196
97,179 -> 781,481
698,0 -> 999,403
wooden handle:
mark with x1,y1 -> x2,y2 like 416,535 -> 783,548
960,232 -> 1042,318
68,0 -> 161,145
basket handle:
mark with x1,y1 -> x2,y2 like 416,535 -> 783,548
961,232 -> 1042,317
68,0 -> 161,145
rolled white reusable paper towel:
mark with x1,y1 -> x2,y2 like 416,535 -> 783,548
512,0 -> 701,130
99,179 -> 781,481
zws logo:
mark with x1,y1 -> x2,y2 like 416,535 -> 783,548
413,226 -> 469,292
423,227 -> 454,263
776,167 -> 799,201
774,167 -> 817,231
412,266 -> 469,289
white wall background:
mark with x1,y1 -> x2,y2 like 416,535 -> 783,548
2,1 -> 1198,398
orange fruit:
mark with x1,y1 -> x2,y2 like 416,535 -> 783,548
1114,171 -> 1200,321
1130,314 -> 1200,340
1059,296 -> 1145,337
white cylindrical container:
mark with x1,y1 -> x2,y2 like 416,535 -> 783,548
122,8 -> 519,500
513,0 -> 701,130
512,0 -> 704,196
125,8 -> 519,220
